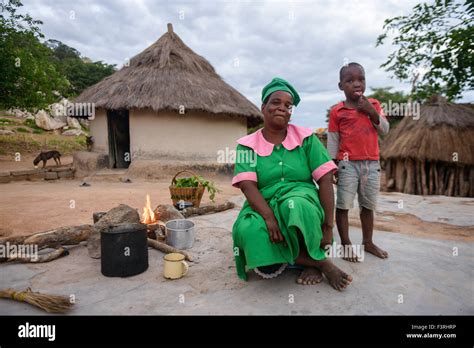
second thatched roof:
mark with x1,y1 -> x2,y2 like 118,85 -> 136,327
75,23 -> 262,126
381,96 -> 474,165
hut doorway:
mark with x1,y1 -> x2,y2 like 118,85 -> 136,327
107,109 -> 130,169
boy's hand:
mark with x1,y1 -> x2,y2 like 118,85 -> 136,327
357,95 -> 378,118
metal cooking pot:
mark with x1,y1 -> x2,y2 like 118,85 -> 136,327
165,219 -> 195,250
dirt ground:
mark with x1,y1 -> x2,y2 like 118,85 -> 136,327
0,176 -> 240,238
1,154 -> 473,241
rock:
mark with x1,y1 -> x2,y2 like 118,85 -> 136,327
0,130 -> 15,135
27,171 -> 46,181
154,204 -> 184,223
92,212 -> 107,224
387,178 -> 395,189
45,172 -> 58,180
79,119 -> 89,129
7,109 -> 34,118
62,129 -> 85,136
0,172 -> 11,183
87,204 -> 141,259
57,170 -> 74,179
73,151 -> 109,178
35,110 -> 67,130
66,116 -> 81,129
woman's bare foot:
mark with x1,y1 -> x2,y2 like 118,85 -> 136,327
364,241 -> 388,259
296,267 -> 323,285
341,241 -> 361,262
316,259 -> 352,291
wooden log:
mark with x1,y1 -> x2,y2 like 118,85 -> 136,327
181,201 -> 235,218
470,166 -> 474,197
147,238 -> 193,262
23,225 -> 93,249
421,161 -> 428,195
416,160 -> 423,195
404,159 -> 415,194
7,247 -> 69,263
429,162 -> 434,195
460,166 -> 470,197
454,167 -> 460,196
437,165 -> 445,195
385,159 -> 392,180
448,167 -> 455,196
433,162 -> 439,194
0,235 -> 32,246
395,160 -> 406,192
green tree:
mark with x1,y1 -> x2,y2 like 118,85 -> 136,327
0,0 -> 68,109
45,39 -> 116,96
376,0 -> 473,101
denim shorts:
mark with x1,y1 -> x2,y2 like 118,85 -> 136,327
336,160 -> 381,211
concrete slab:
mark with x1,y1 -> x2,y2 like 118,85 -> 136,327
0,197 -> 472,315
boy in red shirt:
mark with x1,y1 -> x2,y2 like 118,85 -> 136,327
328,62 -> 390,261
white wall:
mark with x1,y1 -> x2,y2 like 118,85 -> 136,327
130,109 -> 247,161
89,108 -> 108,152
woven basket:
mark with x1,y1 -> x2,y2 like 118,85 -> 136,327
169,170 -> 205,208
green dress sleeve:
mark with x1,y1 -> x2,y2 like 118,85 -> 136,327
303,134 -> 337,182
232,144 -> 258,188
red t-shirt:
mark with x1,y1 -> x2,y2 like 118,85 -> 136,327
328,98 -> 386,161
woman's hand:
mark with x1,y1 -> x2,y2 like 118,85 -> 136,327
264,214 -> 285,244
239,181 -> 285,244
320,222 -> 333,250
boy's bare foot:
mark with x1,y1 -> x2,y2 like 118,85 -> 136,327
296,267 -> 323,285
341,241 -> 361,262
316,259 -> 352,291
364,241 -> 388,259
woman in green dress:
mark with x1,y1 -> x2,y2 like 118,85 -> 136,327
232,77 -> 352,290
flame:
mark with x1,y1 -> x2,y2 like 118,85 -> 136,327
141,194 -> 157,224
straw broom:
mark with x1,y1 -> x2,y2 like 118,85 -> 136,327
0,288 -> 74,313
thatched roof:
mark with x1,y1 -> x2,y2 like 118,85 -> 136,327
381,96 -> 474,165
75,23 -> 262,125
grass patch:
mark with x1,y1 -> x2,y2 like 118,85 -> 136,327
23,118 -> 36,127
0,133 -> 87,155
16,127 -> 30,133
23,118 -> 45,133
0,118 -> 19,126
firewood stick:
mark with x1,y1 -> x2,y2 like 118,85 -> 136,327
181,201 -> 235,217
147,238 -> 193,262
7,247 -> 69,263
0,235 -> 32,246
23,225 -> 93,249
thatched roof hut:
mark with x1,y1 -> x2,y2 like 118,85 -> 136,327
381,96 -> 474,197
75,23 -> 262,168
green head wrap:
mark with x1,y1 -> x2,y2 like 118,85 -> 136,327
261,77 -> 301,107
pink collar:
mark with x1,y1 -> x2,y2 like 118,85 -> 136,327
237,124 -> 314,157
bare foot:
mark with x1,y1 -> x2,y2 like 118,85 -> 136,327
296,267 -> 323,285
317,259 -> 353,291
341,242 -> 361,262
364,241 -> 388,259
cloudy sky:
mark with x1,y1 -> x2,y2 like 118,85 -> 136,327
20,0 -> 472,128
